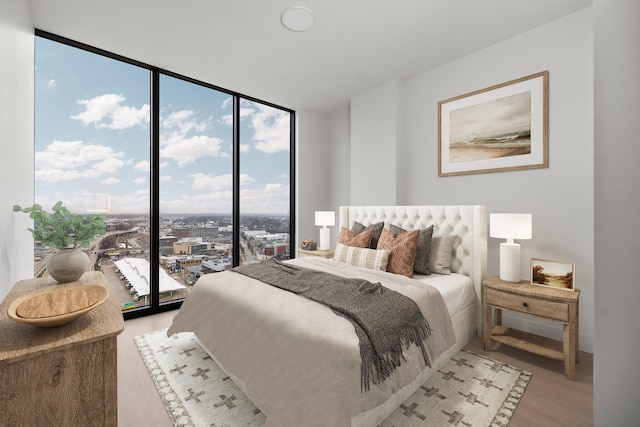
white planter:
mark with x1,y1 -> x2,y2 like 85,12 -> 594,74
46,248 -> 90,283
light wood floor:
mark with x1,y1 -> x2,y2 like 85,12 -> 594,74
117,310 -> 593,427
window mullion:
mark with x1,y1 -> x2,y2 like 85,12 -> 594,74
150,69 -> 160,309
232,95 -> 241,267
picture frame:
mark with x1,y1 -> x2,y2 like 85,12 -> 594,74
530,258 -> 575,291
438,71 -> 548,176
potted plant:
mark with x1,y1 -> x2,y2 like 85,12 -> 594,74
14,201 -> 107,283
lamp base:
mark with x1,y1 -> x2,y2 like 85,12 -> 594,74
319,227 -> 330,250
499,242 -> 521,283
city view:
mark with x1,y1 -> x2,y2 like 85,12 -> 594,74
33,213 -> 290,311
34,36 -> 293,313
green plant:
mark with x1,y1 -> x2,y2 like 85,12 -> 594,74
13,201 -> 107,250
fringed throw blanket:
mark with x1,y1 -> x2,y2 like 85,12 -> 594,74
233,259 -> 432,391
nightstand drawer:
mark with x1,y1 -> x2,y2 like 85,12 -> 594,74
486,288 -> 569,322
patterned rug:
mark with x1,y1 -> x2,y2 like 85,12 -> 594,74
135,329 -> 531,427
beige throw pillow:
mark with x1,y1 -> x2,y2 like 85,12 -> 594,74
333,243 -> 390,271
428,235 -> 456,275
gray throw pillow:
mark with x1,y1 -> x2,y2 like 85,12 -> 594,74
351,221 -> 385,249
389,224 -> 434,275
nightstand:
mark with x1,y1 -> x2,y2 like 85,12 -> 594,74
299,248 -> 334,259
0,271 -> 124,424
482,275 -> 580,379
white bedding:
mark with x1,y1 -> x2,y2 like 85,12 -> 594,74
169,204 -> 488,426
413,273 -> 476,317
168,257 -> 456,427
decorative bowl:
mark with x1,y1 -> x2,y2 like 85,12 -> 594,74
7,284 -> 109,327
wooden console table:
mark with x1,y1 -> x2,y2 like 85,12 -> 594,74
482,275 -> 580,379
0,271 -> 124,425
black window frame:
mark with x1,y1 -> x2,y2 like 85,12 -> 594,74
35,29 -> 296,320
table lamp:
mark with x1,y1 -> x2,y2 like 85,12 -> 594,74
315,211 -> 335,250
490,213 -> 532,282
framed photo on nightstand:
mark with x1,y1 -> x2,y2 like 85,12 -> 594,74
530,258 -> 575,291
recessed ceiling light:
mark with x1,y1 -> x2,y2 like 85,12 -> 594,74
281,5 -> 315,32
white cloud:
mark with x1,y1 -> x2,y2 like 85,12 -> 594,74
162,110 -> 209,135
221,114 -> 233,126
239,101 -> 290,154
160,108 -> 229,165
160,176 -> 172,182
133,177 -> 146,185
252,105 -> 290,154
161,134 -> 225,166
35,140 -> 127,184
221,97 -> 233,110
238,188 -> 289,213
71,93 -> 150,130
189,173 -> 255,192
48,79 -> 56,88
239,144 -> 250,154
135,160 -> 150,172
264,183 -> 283,193
85,157 -> 126,178
101,177 -> 120,185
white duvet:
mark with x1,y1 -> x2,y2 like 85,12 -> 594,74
168,257 -> 455,427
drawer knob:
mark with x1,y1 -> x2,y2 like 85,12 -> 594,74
522,302 -> 529,308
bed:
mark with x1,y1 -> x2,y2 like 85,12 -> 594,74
167,205 -> 488,426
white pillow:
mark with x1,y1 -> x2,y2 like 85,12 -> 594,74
333,243 -> 391,271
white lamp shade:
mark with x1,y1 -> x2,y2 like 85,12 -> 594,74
315,211 -> 335,227
490,213 -> 532,240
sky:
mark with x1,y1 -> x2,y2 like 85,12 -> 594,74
34,37 -> 291,216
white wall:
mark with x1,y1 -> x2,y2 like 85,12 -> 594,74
350,80 -> 399,205
296,106 -> 352,251
0,0 -> 35,300
296,111 -> 333,251
351,8 -> 595,352
327,105 -> 352,217
594,0 -> 640,424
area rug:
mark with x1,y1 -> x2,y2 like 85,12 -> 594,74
135,329 -> 531,427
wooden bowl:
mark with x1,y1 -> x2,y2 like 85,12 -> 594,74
7,284 -> 109,327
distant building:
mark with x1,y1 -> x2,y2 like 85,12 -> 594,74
202,258 -> 232,272
264,244 -> 288,257
173,240 -> 211,255
176,257 -> 205,270
172,227 -> 190,238
191,226 -> 219,239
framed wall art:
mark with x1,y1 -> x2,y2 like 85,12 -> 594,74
530,258 -> 575,291
438,71 -> 548,176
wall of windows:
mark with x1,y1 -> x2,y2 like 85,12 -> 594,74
34,31 -> 294,318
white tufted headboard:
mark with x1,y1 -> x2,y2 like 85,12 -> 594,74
339,205 -> 488,335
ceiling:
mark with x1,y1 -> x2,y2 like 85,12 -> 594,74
26,0 -> 592,114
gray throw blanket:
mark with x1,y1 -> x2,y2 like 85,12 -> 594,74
233,259 -> 432,391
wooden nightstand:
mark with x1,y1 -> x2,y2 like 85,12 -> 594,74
0,271 -> 124,424
299,248 -> 334,259
482,275 -> 580,379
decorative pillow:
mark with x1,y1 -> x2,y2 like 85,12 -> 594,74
333,243 -> 391,271
428,235 -> 456,275
336,227 -> 374,248
350,221 -> 385,249
377,228 -> 420,278
389,224 -> 434,275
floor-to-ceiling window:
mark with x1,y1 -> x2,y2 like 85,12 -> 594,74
34,31 -> 295,318
238,98 -> 292,265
